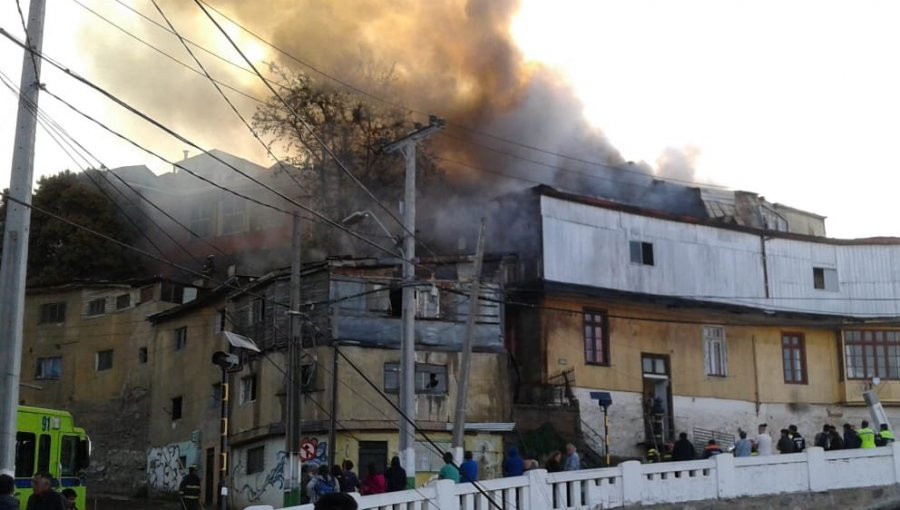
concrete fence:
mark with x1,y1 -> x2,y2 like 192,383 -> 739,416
247,443 -> 900,510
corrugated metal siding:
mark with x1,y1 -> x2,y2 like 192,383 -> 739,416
541,196 -> 900,317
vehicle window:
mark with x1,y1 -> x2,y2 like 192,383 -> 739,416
15,432 -> 35,478
61,436 -> 79,476
37,434 -> 51,473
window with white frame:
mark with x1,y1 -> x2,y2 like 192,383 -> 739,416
703,326 -> 727,376
813,267 -> 839,291
415,286 -> 441,318
415,441 -> 452,472
629,241 -> 655,266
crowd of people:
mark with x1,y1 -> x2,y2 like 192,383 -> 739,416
670,420 -> 897,461
0,472 -> 79,510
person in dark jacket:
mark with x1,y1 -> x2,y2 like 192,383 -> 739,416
459,451 -> 478,483
844,423 -> 861,449
545,451 -> 563,473
503,448 -> 524,477
384,456 -> 407,492
340,460 -> 360,493
671,433 -> 696,461
59,489 -> 76,510
777,429 -> 795,454
827,425 -> 845,450
26,472 -> 65,510
788,425 -> 805,453
314,492 -> 358,510
0,474 -> 19,510
702,440 -> 723,458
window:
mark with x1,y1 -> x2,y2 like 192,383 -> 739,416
217,310 -> 226,332
15,432 -> 35,477
138,347 -> 148,364
782,333 -> 808,384
160,282 -> 185,304
139,285 -> 154,304
383,363 -> 447,394
251,299 -> 266,324
844,330 -> 900,380
629,241 -> 654,266
38,302 -> 66,324
813,267 -> 839,291
115,293 -> 131,310
171,396 -> 183,420
246,446 -> 265,475
174,327 -> 187,351
60,436 -> 79,477
584,310 -> 609,366
642,355 -> 669,376
37,434 -> 51,473
190,204 -> 212,238
300,364 -> 318,393
96,350 -> 113,371
703,326 -> 727,376
220,195 -> 246,235
240,375 -> 258,404
35,357 -> 62,380
415,441 -> 452,472
87,298 -> 106,316
415,286 -> 441,318
210,384 -> 222,409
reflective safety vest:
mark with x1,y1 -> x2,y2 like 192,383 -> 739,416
859,427 -> 877,449
880,429 -> 896,443
180,473 -> 202,500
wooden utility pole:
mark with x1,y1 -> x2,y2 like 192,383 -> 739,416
383,117 -> 444,488
451,219 -> 487,463
285,213 -> 303,505
0,0 -> 46,475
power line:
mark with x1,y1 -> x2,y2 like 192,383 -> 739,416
192,0 -> 438,257
73,0 -> 725,205
148,0 -> 306,192
0,27 -> 417,266
194,0 -> 731,191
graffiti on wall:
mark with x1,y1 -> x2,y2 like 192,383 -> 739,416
147,445 -> 185,493
235,449 -> 287,503
300,436 -> 328,467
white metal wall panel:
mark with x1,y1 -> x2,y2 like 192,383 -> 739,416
541,195 -> 900,318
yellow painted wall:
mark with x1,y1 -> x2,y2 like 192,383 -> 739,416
331,431 -> 504,487
541,297 -> 844,405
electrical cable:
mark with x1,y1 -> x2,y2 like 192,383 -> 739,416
194,0 -> 732,191
0,27 -> 419,267
148,0 -> 307,192
192,0 -> 437,257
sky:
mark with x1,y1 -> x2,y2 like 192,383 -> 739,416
2,1 -> 900,239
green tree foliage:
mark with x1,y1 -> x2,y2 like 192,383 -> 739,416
23,170 -> 144,285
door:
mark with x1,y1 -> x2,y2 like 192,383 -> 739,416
642,354 -> 674,447
358,441 -> 389,475
205,447 -> 215,506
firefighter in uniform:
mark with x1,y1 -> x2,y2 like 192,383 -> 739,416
858,421 -> 877,449
879,424 -> 896,445
179,466 -> 202,510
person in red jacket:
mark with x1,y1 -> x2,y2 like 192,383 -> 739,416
360,464 -> 386,495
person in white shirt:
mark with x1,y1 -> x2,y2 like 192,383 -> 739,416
754,423 -> 773,456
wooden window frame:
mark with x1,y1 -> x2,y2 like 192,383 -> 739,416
782,332 -> 808,385
843,330 -> 900,380
584,309 -> 610,366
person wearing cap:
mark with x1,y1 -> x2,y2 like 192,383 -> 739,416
753,423 -> 773,456
179,466 -> 202,510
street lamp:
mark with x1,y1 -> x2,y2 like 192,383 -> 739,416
341,210 -> 399,250
590,391 -> 613,466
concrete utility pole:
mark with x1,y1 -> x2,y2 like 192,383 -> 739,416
451,219 -> 487,464
285,213 -> 303,506
383,116 -> 444,488
0,0 -> 46,475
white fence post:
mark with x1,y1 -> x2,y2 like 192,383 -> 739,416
806,446 -> 827,492
714,453 -> 736,499
525,469 -> 551,510
433,479 -> 459,510
892,442 -> 900,484
621,461 -> 642,505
